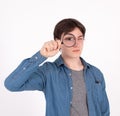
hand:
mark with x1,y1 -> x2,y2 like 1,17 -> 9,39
40,40 -> 61,57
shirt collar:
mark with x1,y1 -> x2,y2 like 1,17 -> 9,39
54,55 -> 90,69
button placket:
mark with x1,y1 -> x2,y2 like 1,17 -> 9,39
68,71 -> 73,106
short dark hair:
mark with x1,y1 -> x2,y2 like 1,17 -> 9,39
53,18 -> 86,40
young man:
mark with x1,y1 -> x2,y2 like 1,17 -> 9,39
4,18 -> 110,116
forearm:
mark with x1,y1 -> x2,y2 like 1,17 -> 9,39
101,77 -> 110,116
4,51 -> 47,91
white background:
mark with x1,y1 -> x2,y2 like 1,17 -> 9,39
0,0 -> 120,116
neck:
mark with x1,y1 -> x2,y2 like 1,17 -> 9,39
62,56 -> 84,71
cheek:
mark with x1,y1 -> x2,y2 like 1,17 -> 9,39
79,43 -> 84,50
80,44 -> 84,49
61,47 -> 71,54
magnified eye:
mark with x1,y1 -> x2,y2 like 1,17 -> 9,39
64,36 -> 75,41
62,34 -> 76,47
64,37 -> 75,41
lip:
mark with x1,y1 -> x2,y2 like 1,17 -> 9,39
72,49 -> 80,52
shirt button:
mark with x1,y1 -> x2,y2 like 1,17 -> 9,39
35,56 -> 38,59
69,73 -> 72,76
23,67 -> 26,70
70,87 -> 73,90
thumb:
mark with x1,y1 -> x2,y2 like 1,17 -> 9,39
56,40 -> 61,50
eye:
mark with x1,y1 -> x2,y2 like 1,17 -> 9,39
78,37 -> 84,41
65,37 -> 74,41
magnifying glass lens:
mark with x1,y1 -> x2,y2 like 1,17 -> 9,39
62,34 -> 76,47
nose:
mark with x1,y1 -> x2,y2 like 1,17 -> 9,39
73,39 -> 80,47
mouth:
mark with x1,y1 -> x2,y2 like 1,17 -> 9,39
72,49 -> 80,52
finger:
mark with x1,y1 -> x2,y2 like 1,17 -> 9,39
48,40 -> 60,51
48,41 -> 57,51
50,40 -> 58,50
43,42 -> 52,52
45,40 -> 57,51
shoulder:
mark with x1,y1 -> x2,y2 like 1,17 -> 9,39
89,63 -> 103,75
81,57 -> 102,74
81,57 -> 104,82
88,63 -> 105,83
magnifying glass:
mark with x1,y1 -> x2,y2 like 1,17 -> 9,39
61,34 -> 77,47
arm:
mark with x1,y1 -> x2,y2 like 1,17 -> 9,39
4,51 -> 47,91
101,76 -> 110,116
4,40 -> 61,92
93,67 -> 110,116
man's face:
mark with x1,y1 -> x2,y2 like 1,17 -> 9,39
60,27 -> 84,59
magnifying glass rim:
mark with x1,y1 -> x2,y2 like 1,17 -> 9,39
61,34 -> 76,47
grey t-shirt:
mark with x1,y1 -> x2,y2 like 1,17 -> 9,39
70,70 -> 88,116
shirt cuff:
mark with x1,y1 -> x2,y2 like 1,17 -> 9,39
29,51 -> 47,64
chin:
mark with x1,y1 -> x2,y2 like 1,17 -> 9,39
73,52 -> 81,56
71,54 -> 80,58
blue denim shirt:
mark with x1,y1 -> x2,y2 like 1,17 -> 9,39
4,51 -> 110,116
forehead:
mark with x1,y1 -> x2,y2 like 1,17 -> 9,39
60,27 -> 83,39
64,27 -> 83,36
63,27 -> 83,35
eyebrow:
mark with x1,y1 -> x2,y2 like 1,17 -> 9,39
65,33 -> 84,38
